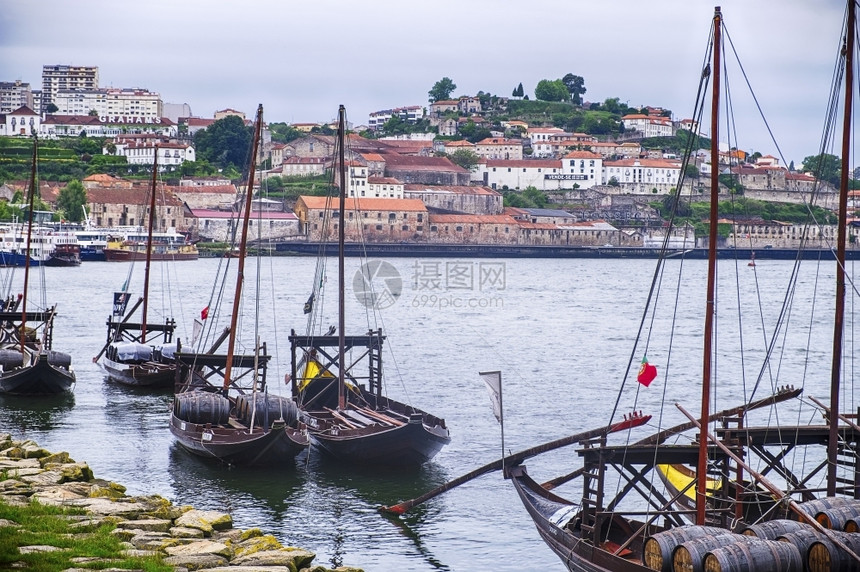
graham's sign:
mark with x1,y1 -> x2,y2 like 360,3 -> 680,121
98,115 -> 163,124
545,174 -> 588,180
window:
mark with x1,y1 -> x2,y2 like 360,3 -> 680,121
376,224 -> 382,230
402,225 -> 409,231
456,226 -> 463,231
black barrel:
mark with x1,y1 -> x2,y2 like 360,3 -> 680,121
46,351 -> 71,368
673,534 -> 751,572
704,538 -> 802,572
797,498 -> 856,519
174,392 -> 231,425
0,349 -> 24,369
644,526 -> 732,572
235,393 -> 298,427
742,520 -> 809,540
808,531 -> 860,572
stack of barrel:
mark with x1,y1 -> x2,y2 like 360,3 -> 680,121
643,524 -> 802,572
642,498 -> 860,572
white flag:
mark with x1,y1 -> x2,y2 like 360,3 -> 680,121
191,318 -> 203,346
479,370 -> 502,424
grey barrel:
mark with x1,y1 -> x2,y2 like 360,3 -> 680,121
174,392 -> 231,425
703,538 -> 802,572
235,393 -> 298,427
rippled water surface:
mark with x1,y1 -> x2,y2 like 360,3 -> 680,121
1,255 -> 854,571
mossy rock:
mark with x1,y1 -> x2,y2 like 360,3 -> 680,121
233,534 -> 284,558
39,451 -> 71,467
239,527 -> 264,541
59,463 -> 94,483
88,483 -> 127,499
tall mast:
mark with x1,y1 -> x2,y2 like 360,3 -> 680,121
20,135 -> 38,355
222,104 -> 263,393
828,0 -> 854,496
141,145 -> 159,342
337,105 -> 347,410
697,5 -> 722,525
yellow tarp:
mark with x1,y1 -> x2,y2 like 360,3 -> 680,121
657,464 -> 721,501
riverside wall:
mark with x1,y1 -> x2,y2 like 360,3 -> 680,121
0,433 -> 363,572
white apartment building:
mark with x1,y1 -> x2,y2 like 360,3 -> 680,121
478,159 -> 572,190
368,106 -> 425,130
53,88 -> 162,120
621,114 -> 674,138
366,177 -> 405,199
41,64 -> 99,109
0,81 -> 34,114
562,151 -> 604,187
110,141 -> 195,167
603,158 -> 682,194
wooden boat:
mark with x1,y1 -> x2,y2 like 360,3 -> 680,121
95,148 -> 181,389
45,241 -> 81,267
511,6 -> 860,571
103,228 -> 198,261
0,136 -> 75,396
288,105 -> 450,467
170,105 -> 308,466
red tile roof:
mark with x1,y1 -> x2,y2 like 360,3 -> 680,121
298,196 -> 427,212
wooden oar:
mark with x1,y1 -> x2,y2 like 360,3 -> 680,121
379,411 -> 651,515
540,386 -> 801,491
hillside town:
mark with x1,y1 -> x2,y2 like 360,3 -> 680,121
0,65 -> 851,252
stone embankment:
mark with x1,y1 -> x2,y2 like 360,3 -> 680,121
0,433 -> 363,572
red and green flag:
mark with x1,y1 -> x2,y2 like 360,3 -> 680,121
637,356 -> 657,387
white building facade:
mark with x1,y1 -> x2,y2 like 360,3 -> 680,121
53,88 -> 162,121
603,158 -> 682,194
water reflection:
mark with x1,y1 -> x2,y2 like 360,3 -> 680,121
0,393 -> 75,433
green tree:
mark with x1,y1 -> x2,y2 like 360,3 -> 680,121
448,149 -> 481,170
55,179 -> 87,222
534,79 -> 569,102
802,153 -> 840,186
512,82 -> 524,98
561,73 -> 587,105
428,77 -> 457,103
45,103 -> 58,113
194,115 -> 252,170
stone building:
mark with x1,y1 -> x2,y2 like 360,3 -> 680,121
84,183 -> 193,232
474,137 -> 524,160
382,155 -> 470,186
294,195 -> 428,242
168,183 -> 238,210
190,208 -> 299,242
427,214 -> 520,244
404,184 -> 502,214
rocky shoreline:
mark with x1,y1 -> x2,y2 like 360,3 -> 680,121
0,433 -> 363,572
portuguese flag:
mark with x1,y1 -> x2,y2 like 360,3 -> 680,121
637,356 -> 657,387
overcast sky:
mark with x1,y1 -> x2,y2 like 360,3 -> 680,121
0,0 -> 849,166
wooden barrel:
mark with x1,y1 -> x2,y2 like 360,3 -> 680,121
235,393 -> 298,427
673,535 -> 750,572
778,528 -> 832,561
815,505 -> 860,530
844,518 -> 860,533
796,498 -> 856,519
644,526 -> 732,572
742,520 -> 809,540
808,532 -> 860,572
703,538 -> 802,572
174,392 -> 231,425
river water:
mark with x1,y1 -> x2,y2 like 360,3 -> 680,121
0,254 -> 852,571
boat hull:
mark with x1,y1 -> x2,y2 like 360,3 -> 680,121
510,465 -> 648,572
100,358 -> 176,388
104,249 -> 198,262
169,414 -> 308,466
0,353 -> 75,395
